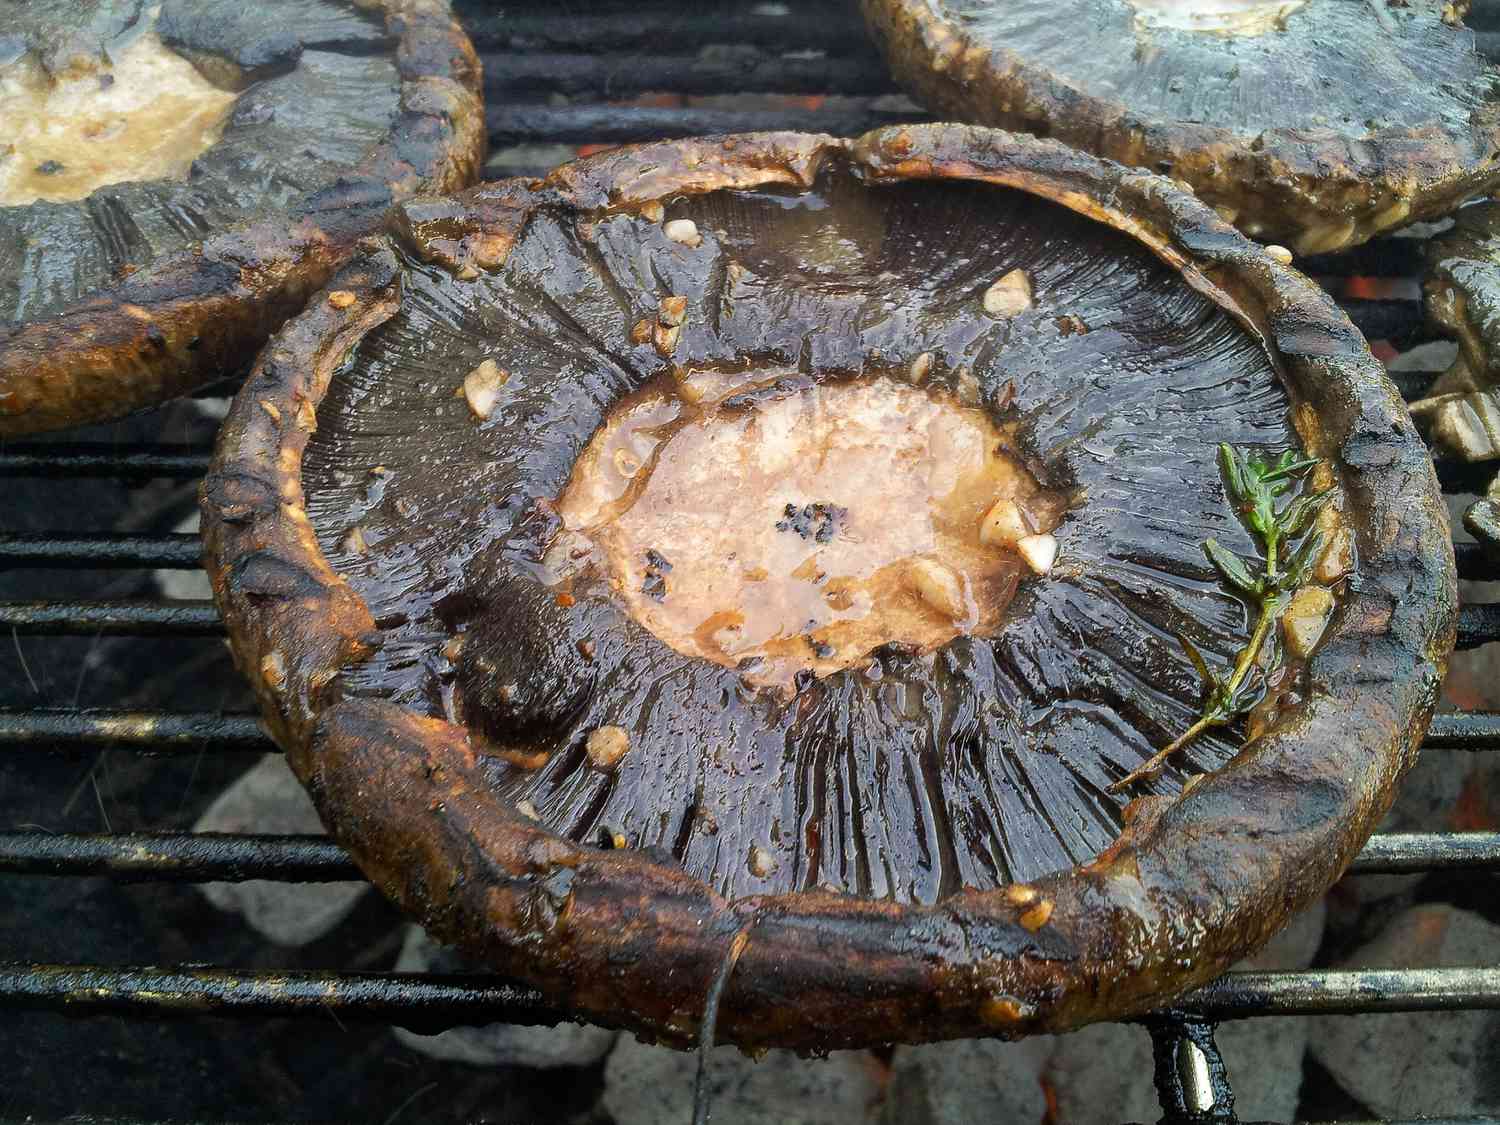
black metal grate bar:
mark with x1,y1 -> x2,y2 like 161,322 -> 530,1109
0,832 -> 354,882
2,963 -> 1494,1028
0,533 -> 202,569
0,829 -> 1491,883
481,50 -> 896,99
0,601 -> 221,637
0,963 -> 562,1033
1349,831 -> 1500,873
485,102 -> 924,146
1423,712 -> 1500,749
1458,602 -> 1500,649
0,444 -> 211,480
1185,967 -> 1500,1020
463,5 -> 866,52
0,710 -> 268,752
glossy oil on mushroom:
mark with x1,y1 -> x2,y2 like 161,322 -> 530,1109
203,127 -> 1453,1049
296,143 -> 1344,903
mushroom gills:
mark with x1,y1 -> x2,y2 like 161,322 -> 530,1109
301,164 -> 1309,902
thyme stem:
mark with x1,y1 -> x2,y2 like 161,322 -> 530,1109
1108,443 -> 1329,793
1109,600 -> 1277,792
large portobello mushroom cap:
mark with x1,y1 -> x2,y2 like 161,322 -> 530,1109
861,0 -> 1500,256
202,125 -> 1455,1050
1416,200 -> 1500,553
0,0 -> 483,435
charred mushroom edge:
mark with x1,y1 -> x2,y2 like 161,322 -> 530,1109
200,125 -> 1456,1052
0,0 -> 485,437
861,0 -> 1500,255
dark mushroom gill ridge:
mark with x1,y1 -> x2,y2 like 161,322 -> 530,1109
301,158 -> 1321,904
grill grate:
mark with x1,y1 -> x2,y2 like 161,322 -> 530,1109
3,2 -> 1500,1122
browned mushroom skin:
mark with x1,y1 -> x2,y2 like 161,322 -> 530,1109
861,0 -> 1500,255
201,126 -> 1455,1051
1420,201 -> 1500,552
0,0 -> 483,436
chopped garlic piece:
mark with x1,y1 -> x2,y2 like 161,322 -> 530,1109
664,219 -> 701,247
462,358 -> 510,420
908,557 -> 968,620
1016,532 -> 1058,575
982,269 -> 1033,317
586,725 -> 630,770
979,497 -> 1029,547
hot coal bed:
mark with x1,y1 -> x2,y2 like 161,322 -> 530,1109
3,2 -> 1500,1123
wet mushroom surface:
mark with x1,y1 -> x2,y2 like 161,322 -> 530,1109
861,0 -> 1500,254
300,156 -> 1338,903
0,0 -> 483,435
204,127 -> 1453,1048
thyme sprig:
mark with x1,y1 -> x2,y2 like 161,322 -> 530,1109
1109,444 -> 1330,793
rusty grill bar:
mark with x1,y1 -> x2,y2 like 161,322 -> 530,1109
2,2 -> 1499,1123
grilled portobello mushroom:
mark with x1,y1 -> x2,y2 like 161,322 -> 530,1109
0,0 -> 483,435
861,0 -> 1500,255
201,125 -> 1455,1050
1414,200 -> 1500,553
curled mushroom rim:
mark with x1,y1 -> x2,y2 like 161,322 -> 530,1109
201,124 -> 1456,1051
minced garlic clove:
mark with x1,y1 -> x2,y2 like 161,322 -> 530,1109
908,351 -> 933,383
462,358 -> 510,420
664,219 -> 701,247
1282,585 -> 1334,660
982,269 -> 1033,317
1019,899 -> 1054,932
979,497 -> 1029,548
586,725 -> 630,770
1016,532 -> 1058,575
908,557 -> 968,620
748,843 -> 778,878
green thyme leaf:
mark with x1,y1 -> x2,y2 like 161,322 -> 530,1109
1203,539 -> 1260,594
1284,527 -> 1327,588
1175,631 -> 1212,685
1280,488 -> 1331,538
1218,443 -> 1247,504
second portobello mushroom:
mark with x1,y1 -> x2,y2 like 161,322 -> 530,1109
861,0 -> 1500,254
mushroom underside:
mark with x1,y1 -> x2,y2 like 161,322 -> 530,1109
0,0 -> 397,325
302,164 -> 1310,904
